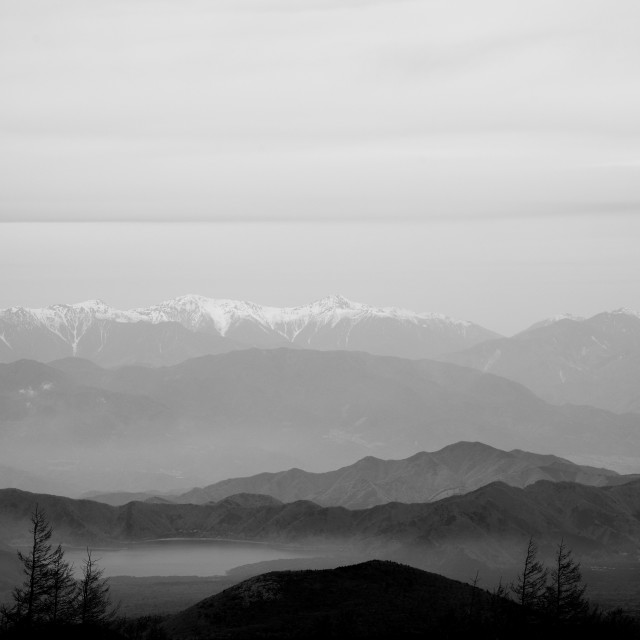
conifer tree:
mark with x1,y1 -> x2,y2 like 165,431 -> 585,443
510,537 -> 548,611
3,506 -> 115,634
43,544 -> 78,624
9,505 -> 58,627
545,539 -> 589,622
78,549 -> 115,625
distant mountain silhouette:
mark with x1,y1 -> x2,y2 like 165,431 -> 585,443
81,490 -> 176,506
3,349 -> 640,493
442,309 -> 640,414
169,442 -> 622,509
4,480 -> 640,569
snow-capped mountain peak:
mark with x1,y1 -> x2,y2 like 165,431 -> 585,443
0,295 -> 502,363
70,299 -> 111,312
610,307 -> 640,319
523,313 -> 586,333
521,309 -> 640,335
134,294 -> 269,335
0,301 -> 124,356
1,299 -> 144,323
313,294 -> 358,310
0,295 -> 490,337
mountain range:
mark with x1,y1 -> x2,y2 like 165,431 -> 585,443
0,295 -> 499,366
89,442 -> 626,509
442,308 -> 640,413
3,349 -> 640,493
4,479 -> 640,569
3,296 -> 640,417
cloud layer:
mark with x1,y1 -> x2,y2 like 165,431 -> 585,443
1,0 -> 639,221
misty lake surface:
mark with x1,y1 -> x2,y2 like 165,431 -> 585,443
64,539 -> 316,577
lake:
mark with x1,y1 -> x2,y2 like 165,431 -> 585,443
63,539 -> 316,577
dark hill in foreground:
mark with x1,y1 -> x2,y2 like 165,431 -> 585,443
162,560 -> 518,639
161,560 -> 638,640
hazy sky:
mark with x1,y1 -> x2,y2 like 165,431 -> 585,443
1,1 -> 639,333
0,218 -> 638,335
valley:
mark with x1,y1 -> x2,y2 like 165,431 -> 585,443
3,346 -> 640,494
2,297 -> 640,635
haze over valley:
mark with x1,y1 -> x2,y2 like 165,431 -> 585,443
2,0 -> 640,633
3,293 -> 640,627
3,334 -> 640,493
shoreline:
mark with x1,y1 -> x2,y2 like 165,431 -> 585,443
63,537 -> 329,553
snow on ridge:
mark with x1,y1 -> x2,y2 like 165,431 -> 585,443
0,300 -> 144,325
610,307 -> 640,319
138,294 -> 477,336
134,294 -> 271,336
0,294 -> 479,340
525,314 -> 586,331
0,302 -> 145,358
546,313 -> 584,323
522,308 -> 640,334
252,295 -> 472,328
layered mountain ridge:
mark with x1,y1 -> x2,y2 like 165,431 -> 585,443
2,349 -> 640,494
97,441 -> 622,509
3,297 -> 640,416
443,308 -> 640,413
4,479 -> 640,566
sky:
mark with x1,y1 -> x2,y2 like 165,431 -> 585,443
1,0 -> 639,334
